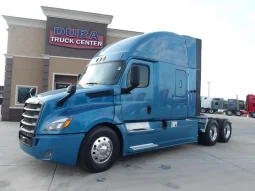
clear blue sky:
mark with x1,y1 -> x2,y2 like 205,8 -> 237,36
0,0 -> 254,100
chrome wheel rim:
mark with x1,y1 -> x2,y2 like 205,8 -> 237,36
210,126 -> 217,141
91,137 -> 113,164
227,111 -> 232,115
252,113 -> 255,118
224,124 -> 231,139
236,112 -> 241,115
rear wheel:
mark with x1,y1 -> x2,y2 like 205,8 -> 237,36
218,119 -> 232,143
78,126 -> 120,173
199,119 -> 219,146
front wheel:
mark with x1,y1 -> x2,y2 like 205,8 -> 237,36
251,112 -> 255,118
199,119 -> 219,146
235,110 -> 242,116
226,110 -> 233,116
78,126 -> 120,173
201,108 -> 206,113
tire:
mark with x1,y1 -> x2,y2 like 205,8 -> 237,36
235,110 -> 242,116
201,108 -> 206,113
198,119 -> 219,146
251,112 -> 255,118
209,109 -> 214,114
226,110 -> 233,116
78,126 -> 120,173
218,119 -> 232,143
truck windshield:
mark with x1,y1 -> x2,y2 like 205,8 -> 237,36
78,61 -> 124,85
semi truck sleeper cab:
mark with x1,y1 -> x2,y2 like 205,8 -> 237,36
19,31 -> 233,173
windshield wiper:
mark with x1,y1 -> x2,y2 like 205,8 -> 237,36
86,82 -> 98,85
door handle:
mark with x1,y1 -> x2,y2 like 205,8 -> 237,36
147,105 -> 152,114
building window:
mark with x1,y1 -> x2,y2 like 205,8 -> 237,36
15,85 -> 38,105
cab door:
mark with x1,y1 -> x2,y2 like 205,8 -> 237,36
120,59 -> 153,122
172,68 -> 188,118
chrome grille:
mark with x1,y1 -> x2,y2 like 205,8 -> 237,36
20,98 -> 43,137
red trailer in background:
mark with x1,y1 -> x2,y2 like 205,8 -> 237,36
246,94 -> 255,118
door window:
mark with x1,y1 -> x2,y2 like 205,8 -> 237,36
127,64 -> 150,88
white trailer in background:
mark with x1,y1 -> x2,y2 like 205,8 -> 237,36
201,96 -> 214,113
201,96 -> 225,114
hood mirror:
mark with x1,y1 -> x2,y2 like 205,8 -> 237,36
77,74 -> 81,80
30,88 -> 36,97
56,85 -> 77,108
67,85 -> 76,94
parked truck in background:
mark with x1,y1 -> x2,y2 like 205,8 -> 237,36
18,31 -> 233,173
246,94 -> 255,118
200,96 -> 224,114
224,99 -> 246,116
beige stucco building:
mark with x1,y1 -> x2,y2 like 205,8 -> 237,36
1,6 -> 143,121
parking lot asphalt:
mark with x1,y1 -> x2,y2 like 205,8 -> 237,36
0,114 -> 255,191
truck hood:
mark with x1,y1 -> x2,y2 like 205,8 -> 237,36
31,84 -> 117,134
34,84 -> 114,103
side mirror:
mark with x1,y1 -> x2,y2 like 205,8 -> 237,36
77,74 -> 81,80
122,65 -> 140,94
30,88 -> 36,97
67,85 -> 76,94
130,65 -> 140,88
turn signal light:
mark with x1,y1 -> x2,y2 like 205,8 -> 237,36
62,118 -> 72,129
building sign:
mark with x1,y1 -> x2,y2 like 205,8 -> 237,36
49,27 -> 104,49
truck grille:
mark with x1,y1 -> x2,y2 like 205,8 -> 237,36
20,99 -> 44,137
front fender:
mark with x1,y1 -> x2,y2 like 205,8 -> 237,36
81,115 -> 114,132
36,103 -> 115,135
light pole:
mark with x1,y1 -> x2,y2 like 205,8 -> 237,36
236,95 -> 239,110
207,81 -> 211,97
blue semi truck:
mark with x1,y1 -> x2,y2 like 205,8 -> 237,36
19,31 -> 232,173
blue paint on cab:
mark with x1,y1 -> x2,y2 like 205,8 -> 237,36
19,31 -> 205,165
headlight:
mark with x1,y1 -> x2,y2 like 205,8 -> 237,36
44,117 -> 72,131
